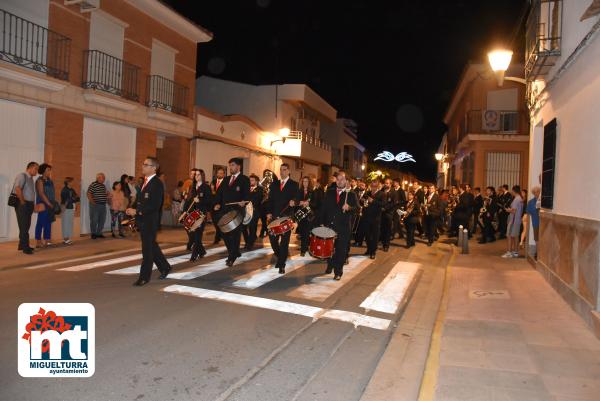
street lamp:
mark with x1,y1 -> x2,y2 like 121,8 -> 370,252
487,48 -> 526,87
271,128 -> 290,146
435,153 -> 444,161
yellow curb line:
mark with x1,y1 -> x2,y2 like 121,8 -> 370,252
417,244 -> 456,401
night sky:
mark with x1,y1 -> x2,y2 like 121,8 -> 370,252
165,0 -> 527,181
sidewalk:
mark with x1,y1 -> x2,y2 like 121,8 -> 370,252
0,225 -> 213,271
430,240 -> 600,401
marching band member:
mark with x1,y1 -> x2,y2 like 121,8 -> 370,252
392,178 -> 406,240
362,179 -> 385,259
213,158 -> 250,267
497,184 -> 513,239
183,169 -> 212,261
295,176 -> 315,257
423,184 -> 442,246
242,174 -> 263,250
403,191 -> 421,248
353,180 -> 368,246
266,163 -> 299,274
183,168 -> 198,250
380,178 -> 397,252
210,167 -> 226,245
472,187 -> 484,236
478,186 -> 498,244
316,170 -> 358,280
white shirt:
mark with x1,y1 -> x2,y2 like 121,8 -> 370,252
143,174 -> 156,189
280,177 -> 289,188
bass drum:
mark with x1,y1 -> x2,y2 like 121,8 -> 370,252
242,202 -> 254,225
309,226 -> 337,259
217,209 -> 244,233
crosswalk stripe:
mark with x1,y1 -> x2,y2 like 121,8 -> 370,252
230,253 -> 317,289
105,246 -> 227,275
166,246 -> 296,280
359,261 -> 421,314
58,245 -> 188,272
286,256 -> 374,302
162,284 -> 391,331
25,247 -> 142,270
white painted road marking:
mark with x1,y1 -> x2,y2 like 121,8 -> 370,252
230,253 -> 317,289
287,256 -> 374,302
166,245 -> 296,280
25,247 -> 143,270
162,285 -> 391,331
105,246 -> 228,275
360,261 -> 420,314
58,245 -> 188,271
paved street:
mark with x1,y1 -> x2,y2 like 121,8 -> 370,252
0,228 -> 443,401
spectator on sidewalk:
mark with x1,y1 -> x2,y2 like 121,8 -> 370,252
87,173 -> 108,239
502,185 -> 524,258
108,181 -> 127,238
60,177 -> 79,245
12,162 -> 39,254
526,186 -> 541,259
34,163 -> 56,248
119,174 -> 132,208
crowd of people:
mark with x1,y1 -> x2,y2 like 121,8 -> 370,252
10,160 -> 541,265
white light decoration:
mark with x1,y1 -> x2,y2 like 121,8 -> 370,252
374,151 -> 416,163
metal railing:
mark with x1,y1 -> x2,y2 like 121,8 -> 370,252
287,131 -> 331,151
82,50 -> 140,101
146,75 -> 189,117
0,9 -> 71,80
525,0 -> 562,80
464,110 -> 527,135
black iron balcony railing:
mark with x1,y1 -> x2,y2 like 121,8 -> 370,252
146,75 -> 189,117
464,110 -> 528,135
0,9 -> 71,81
82,50 -> 140,101
525,0 -> 562,80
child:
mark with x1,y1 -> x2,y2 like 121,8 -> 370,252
108,181 -> 126,238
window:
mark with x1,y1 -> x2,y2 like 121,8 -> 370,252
485,152 -> 521,189
541,118 -> 557,209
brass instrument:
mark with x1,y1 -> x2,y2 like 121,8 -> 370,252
399,200 -> 416,223
446,194 -> 458,215
259,169 -> 274,204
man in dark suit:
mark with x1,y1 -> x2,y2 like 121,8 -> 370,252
210,167 -> 226,244
266,163 -> 299,274
362,179 -> 385,259
126,157 -> 171,286
392,178 -> 406,240
380,178 -> 397,252
316,170 -> 358,280
213,158 -> 250,267
471,187 -> 484,236
452,184 -> 474,239
242,174 -> 263,250
423,184 -> 442,246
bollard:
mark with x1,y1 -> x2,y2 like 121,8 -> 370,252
462,228 -> 469,254
458,225 -> 464,248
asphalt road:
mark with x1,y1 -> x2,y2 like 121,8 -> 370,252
0,229 -> 422,401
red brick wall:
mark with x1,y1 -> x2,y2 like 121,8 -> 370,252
135,128 -> 157,178
44,109 -> 84,213
156,136 -> 190,193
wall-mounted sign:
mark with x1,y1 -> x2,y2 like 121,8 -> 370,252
374,151 -> 416,163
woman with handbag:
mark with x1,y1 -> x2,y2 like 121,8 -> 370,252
60,177 -> 79,245
34,163 -> 56,248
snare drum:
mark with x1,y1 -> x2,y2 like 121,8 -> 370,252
267,217 -> 295,236
293,205 -> 313,222
183,210 -> 205,232
309,226 -> 337,259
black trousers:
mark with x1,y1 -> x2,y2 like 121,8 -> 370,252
483,217 -> 496,241
269,230 -> 292,268
223,226 -> 242,260
393,211 -> 404,238
259,209 -> 268,236
380,214 -> 393,247
498,212 -> 508,238
212,214 -> 222,242
329,229 -> 351,276
139,222 -> 170,281
242,215 -> 260,248
15,201 -> 34,250
354,217 -> 367,245
297,219 -> 311,253
405,217 -> 418,247
424,214 -> 439,244
366,219 -> 381,255
191,222 -> 206,256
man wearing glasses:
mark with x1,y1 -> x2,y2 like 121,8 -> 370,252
126,157 -> 171,286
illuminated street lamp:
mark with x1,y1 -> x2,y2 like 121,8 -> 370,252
271,128 -> 291,146
487,48 -> 526,87
435,153 -> 444,161
361,164 -> 366,171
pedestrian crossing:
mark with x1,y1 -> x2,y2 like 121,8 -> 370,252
35,238 -> 421,332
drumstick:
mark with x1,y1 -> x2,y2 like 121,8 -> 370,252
225,201 -> 249,206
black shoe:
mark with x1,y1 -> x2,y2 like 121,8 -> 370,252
487,237 -> 496,243
478,239 -> 487,244
190,250 -> 199,262
345,258 -> 349,265
353,242 -> 361,247
226,258 -> 236,267
158,267 -> 171,280
383,246 -> 389,252
300,251 -> 306,257
363,251 -> 370,256
133,279 -> 148,286
213,239 -> 221,245
278,267 -> 285,274
427,242 -> 433,247
325,266 -> 333,274
199,250 -> 207,258
333,275 -> 341,281
97,234 -> 106,239
91,234 -> 97,239
369,254 -> 376,260
23,248 -> 34,255
186,242 -> 193,251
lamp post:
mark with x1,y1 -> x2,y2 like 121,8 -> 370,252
487,49 -> 526,87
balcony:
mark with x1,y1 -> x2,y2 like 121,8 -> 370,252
273,131 -> 331,165
146,75 -> 189,117
0,9 -> 71,81
464,110 -> 528,135
525,0 -> 562,80
82,50 -> 140,102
